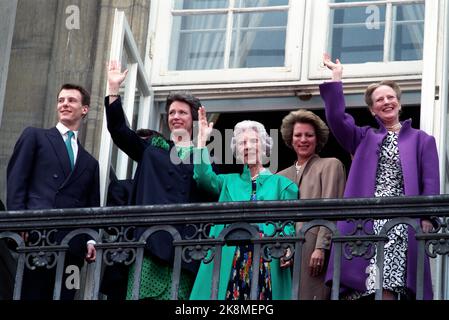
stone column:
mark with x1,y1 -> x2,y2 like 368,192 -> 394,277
0,0 -> 59,200
0,0 -> 18,122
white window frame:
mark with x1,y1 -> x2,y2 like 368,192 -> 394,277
420,0 -> 448,300
149,0 -> 305,86
98,9 -> 153,205
309,0 -> 425,80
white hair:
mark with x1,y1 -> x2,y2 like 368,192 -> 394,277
230,120 -> 273,159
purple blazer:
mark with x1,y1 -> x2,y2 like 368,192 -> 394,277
320,81 -> 440,300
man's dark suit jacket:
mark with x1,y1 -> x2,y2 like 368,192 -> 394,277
6,126 -> 100,299
7,127 -> 100,210
7,126 -> 100,256
105,97 -> 216,274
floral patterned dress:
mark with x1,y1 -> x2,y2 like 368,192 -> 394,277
356,131 -> 408,298
225,179 -> 273,300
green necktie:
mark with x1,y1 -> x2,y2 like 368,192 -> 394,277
65,131 -> 75,170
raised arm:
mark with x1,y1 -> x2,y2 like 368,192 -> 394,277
107,60 -> 128,104
104,61 -> 145,162
320,54 -> 368,154
323,52 -> 343,82
197,106 -> 214,148
193,106 -> 222,196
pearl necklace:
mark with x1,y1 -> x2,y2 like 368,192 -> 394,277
295,161 -> 302,173
251,167 -> 264,181
386,123 -> 402,132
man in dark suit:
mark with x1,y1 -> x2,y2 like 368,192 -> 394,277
6,83 -> 100,300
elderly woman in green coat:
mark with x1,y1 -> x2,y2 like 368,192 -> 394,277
190,106 -> 298,300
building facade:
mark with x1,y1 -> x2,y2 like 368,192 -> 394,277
1,0 -> 449,298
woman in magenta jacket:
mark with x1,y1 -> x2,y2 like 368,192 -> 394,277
320,54 -> 440,300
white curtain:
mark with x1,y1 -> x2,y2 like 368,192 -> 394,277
172,0 -> 283,70
231,0 -> 269,68
173,0 -> 227,70
392,3 -> 425,60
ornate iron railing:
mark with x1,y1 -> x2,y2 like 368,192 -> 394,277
1,195 -> 448,300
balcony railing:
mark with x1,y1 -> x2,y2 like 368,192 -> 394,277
1,195 -> 449,300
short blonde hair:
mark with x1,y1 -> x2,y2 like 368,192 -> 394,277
364,80 -> 402,108
280,109 -> 329,153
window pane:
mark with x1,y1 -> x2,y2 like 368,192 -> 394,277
390,4 -> 424,61
174,0 -> 229,10
334,0 -> 374,3
235,0 -> 288,8
330,6 -> 385,63
230,11 -> 287,68
169,14 -> 227,70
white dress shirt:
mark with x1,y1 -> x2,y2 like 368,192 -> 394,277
56,122 -> 79,165
56,123 -> 95,246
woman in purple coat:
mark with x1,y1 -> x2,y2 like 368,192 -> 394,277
320,54 -> 440,300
